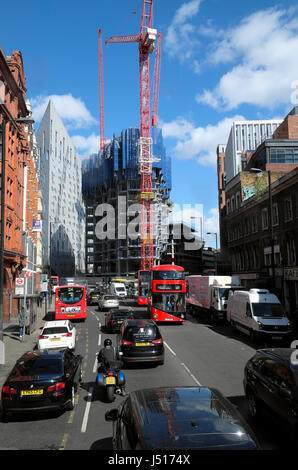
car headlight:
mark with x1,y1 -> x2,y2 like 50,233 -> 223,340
288,322 -> 292,330
257,321 -> 263,330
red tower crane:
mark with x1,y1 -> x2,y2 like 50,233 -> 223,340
151,32 -> 161,128
98,28 -> 105,152
105,0 -> 157,271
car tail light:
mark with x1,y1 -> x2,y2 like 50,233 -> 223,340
107,372 -> 114,376
152,338 -> 163,345
39,335 -> 49,340
121,340 -> 133,346
47,382 -> 66,394
2,385 -> 17,397
62,333 -> 72,337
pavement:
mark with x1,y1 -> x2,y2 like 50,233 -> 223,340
0,299 -> 54,392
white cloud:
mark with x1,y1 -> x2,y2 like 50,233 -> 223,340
161,114 -> 244,166
31,94 -> 97,129
71,133 -> 104,158
165,0 -> 202,66
196,7 -> 298,110
204,208 -> 219,241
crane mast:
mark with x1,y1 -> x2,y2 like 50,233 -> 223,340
98,28 -> 105,152
105,0 -> 157,271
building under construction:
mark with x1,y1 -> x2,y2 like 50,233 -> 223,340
82,126 -> 172,276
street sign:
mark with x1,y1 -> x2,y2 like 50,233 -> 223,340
16,278 -> 24,286
40,281 -> 48,293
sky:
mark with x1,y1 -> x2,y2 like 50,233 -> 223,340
2,0 -> 298,247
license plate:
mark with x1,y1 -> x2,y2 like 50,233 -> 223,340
272,336 -> 282,340
50,338 -> 60,341
105,377 -> 116,385
135,342 -> 150,346
21,389 -> 43,396
117,321 -> 123,324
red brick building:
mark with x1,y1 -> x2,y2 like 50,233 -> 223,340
0,47 -> 31,322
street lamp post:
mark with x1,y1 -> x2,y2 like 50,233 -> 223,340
207,232 -> 218,275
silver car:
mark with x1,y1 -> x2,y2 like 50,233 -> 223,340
98,294 -> 119,311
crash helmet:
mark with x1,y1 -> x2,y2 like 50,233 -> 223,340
104,338 -> 112,347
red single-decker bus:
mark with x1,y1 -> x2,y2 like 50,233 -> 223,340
148,265 -> 186,323
55,285 -> 87,321
138,270 -> 151,306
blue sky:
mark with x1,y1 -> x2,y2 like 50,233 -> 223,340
2,0 -> 298,247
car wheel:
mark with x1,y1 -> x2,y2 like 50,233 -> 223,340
246,389 -> 259,420
65,386 -> 75,411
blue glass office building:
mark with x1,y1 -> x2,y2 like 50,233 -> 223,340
82,127 -> 172,275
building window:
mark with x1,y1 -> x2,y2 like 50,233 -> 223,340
231,196 -> 235,212
272,203 -> 279,226
261,208 -> 269,230
287,239 -> 296,266
284,198 -> 293,222
227,199 -> 230,215
251,214 -> 258,233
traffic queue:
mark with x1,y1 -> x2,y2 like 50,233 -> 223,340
1,268 -> 298,450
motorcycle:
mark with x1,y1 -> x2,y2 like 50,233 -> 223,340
96,359 -> 126,402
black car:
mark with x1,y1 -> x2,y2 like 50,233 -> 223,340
1,349 -> 83,417
105,309 -> 134,333
105,386 -> 259,450
244,348 -> 298,433
87,288 -> 101,305
116,319 -> 164,365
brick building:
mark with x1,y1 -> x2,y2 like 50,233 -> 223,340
0,47 -> 31,321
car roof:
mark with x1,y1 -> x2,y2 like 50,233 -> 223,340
43,320 -> 70,328
256,348 -> 298,366
128,386 -> 258,450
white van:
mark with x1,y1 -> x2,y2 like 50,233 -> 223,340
111,282 -> 127,298
227,289 -> 292,343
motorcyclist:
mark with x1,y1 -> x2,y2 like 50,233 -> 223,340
97,338 -> 126,396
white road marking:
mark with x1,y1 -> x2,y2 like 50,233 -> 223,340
164,341 -> 176,356
81,386 -> 94,433
181,362 -> 202,386
93,355 -> 98,373
164,341 -> 202,386
98,332 -> 101,346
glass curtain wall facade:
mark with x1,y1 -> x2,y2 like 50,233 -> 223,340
82,127 -> 172,276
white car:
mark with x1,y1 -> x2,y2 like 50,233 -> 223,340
98,295 -> 119,311
38,320 -> 77,351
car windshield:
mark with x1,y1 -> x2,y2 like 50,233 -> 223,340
251,302 -> 285,318
153,270 -> 184,281
58,287 -> 84,304
11,356 -> 63,377
218,288 -> 242,300
123,324 -> 159,341
152,293 -> 185,313
116,287 -> 125,291
42,327 -> 69,335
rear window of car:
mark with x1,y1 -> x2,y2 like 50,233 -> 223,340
104,296 -> 117,300
112,311 -> 133,319
123,324 -> 160,341
42,327 -> 69,335
11,357 -> 63,377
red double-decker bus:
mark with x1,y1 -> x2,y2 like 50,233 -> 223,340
148,265 -> 186,323
55,285 -> 87,321
138,270 -> 151,306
